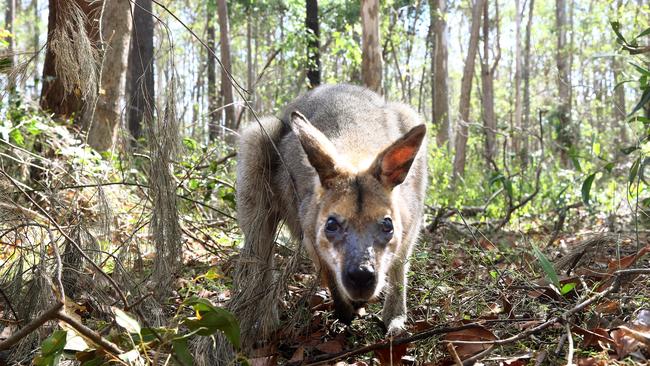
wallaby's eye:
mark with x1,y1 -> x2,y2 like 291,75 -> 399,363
325,217 -> 340,233
381,217 -> 394,233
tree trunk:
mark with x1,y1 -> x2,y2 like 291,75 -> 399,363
207,0 -> 218,141
306,0 -> 321,88
430,0 -> 450,148
217,0 -> 235,137
41,0 -> 100,118
246,6 -> 253,121
481,0 -> 498,165
452,0 -> 485,179
513,0 -> 523,156
4,0 -> 16,92
88,0 -> 133,151
32,0 -> 40,90
361,0 -> 382,93
522,0 -> 534,167
612,0 -> 628,146
555,0 -> 573,167
126,0 -> 154,144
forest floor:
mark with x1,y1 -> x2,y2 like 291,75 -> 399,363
178,207 -> 650,365
1,124 -> 649,365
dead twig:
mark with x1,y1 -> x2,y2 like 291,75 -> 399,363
0,302 -> 63,351
0,169 -> 130,308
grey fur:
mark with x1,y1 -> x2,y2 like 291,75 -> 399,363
232,84 -> 427,354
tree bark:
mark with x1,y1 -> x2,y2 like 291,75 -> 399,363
126,0 -> 154,144
40,0 -> 100,118
612,0 -> 627,145
88,0 -> 133,151
522,0 -> 534,167
452,0 -> 485,179
513,0 -> 523,156
217,0 -> 235,137
361,0 -> 382,93
246,5 -> 253,121
555,0 -> 573,167
207,0 -> 218,141
4,0 -> 16,91
306,0 -> 321,88
481,0 -> 499,166
430,0 -> 450,148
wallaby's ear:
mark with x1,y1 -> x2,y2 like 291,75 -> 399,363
291,111 -> 346,188
371,124 -> 426,189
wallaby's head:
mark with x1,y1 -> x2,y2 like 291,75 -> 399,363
290,111 -> 426,302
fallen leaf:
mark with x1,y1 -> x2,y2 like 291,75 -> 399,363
249,356 -> 277,366
443,325 -> 497,360
374,342 -> 409,365
572,326 -> 616,350
288,347 -> 304,363
594,300 -> 620,315
635,309 -> 650,327
315,339 -> 344,354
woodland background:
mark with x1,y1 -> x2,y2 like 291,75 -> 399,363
0,0 -> 649,365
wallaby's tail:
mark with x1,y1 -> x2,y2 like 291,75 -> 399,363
193,117 -> 286,365
233,116 -> 286,344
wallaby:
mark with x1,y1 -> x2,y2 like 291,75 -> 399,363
233,84 -> 427,349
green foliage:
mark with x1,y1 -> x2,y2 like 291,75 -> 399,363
182,297 -> 241,349
532,244 -> 560,290
34,330 -> 67,366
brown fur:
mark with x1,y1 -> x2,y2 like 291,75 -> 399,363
232,84 -> 428,351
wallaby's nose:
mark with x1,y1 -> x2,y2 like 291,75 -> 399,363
346,265 -> 376,288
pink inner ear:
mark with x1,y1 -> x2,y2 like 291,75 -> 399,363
382,145 -> 417,173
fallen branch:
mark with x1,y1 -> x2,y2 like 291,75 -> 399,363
57,311 -> 123,356
303,323 -> 484,365
0,302 -> 63,351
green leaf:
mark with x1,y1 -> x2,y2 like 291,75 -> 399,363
34,330 -> 67,366
621,145 -> 639,155
629,89 -> 650,117
582,173 -> 597,205
604,162 -> 615,173
182,137 -> 199,151
532,244 -> 560,289
630,62 -> 650,77
610,21 -> 627,44
636,27 -> 650,38
172,338 -> 194,366
560,282 -> 577,295
113,307 -> 141,334
630,157 -> 641,183
569,146 -> 582,172
182,297 -> 241,349
9,128 -> 24,147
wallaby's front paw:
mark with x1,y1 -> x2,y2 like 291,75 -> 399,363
385,315 -> 408,337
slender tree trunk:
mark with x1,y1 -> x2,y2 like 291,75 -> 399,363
246,6 -> 253,121
207,0 -> 218,141
513,0 -> 523,155
4,0 -> 16,92
32,0 -> 40,92
522,0 -> 534,168
481,0 -> 498,165
452,0 -> 485,179
430,0 -> 450,148
306,0 -> 321,88
217,0 -> 235,137
88,0 -> 133,151
126,0 -> 154,144
612,0 -> 628,145
555,0 -> 572,167
361,0 -> 382,93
